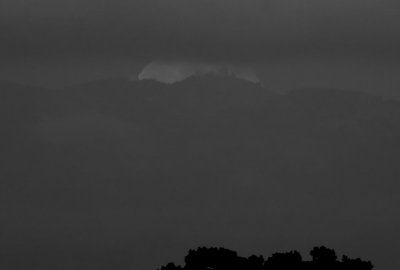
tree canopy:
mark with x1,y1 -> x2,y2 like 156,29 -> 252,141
158,246 -> 373,270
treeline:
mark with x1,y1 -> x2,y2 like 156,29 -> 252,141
158,246 -> 373,270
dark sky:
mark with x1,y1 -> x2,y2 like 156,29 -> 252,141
2,0 -> 400,59
1,0 -> 400,96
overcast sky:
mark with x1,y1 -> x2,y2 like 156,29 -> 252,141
1,0 -> 400,60
1,0 -> 400,94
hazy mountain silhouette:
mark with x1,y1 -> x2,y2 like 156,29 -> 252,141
1,77 -> 399,270
2,76 -> 400,187
2,76 -> 400,194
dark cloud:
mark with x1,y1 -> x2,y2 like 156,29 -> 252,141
1,0 -> 400,62
2,0 -> 400,95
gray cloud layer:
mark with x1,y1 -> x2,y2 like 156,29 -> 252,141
1,0 -> 400,62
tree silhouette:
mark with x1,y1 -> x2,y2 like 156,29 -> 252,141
310,246 -> 337,263
247,254 -> 264,270
159,263 -> 182,270
265,251 -> 302,270
342,255 -> 374,270
185,247 -> 242,270
158,246 -> 373,270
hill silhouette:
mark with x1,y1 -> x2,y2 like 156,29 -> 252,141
1,78 -> 399,270
158,246 -> 373,270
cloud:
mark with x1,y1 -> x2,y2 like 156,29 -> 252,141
1,0 -> 400,62
137,61 -> 260,84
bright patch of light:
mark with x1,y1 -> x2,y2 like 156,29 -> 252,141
137,61 -> 260,84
